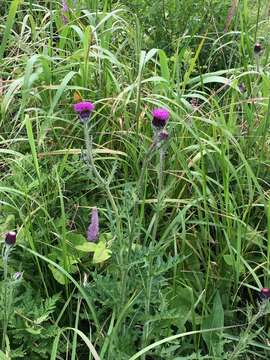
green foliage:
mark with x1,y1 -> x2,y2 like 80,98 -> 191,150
0,280 -> 60,359
0,0 -> 270,359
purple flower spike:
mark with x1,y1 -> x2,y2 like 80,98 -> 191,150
73,101 -> 95,122
152,108 -> 170,128
87,207 -> 99,242
5,231 -> 16,246
62,0 -> 69,13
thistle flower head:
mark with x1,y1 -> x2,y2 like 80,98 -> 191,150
260,288 -> 270,300
87,207 -> 99,242
73,101 -> 95,122
254,43 -> 262,54
5,231 -> 16,246
152,108 -> 170,128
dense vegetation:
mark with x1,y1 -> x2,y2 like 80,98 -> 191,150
0,0 -> 270,359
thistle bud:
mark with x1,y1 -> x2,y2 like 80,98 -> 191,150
260,287 -> 270,300
254,43 -> 262,54
5,231 -> 16,246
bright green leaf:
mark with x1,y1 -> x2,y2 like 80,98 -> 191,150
93,241 -> 111,264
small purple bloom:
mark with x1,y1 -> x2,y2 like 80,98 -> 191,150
152,108 -> 170,128
260,288 -> 270,300
5,231 -> 16,246
87,207 -> 99,242
73,101 -> 95,121
159,129 -> 169,141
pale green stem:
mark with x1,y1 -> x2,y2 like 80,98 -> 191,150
2,245 -> 10,350
128,142 -> 156,254
152,147 -> 165,242
83,122 -> 119,219
120,143 -> 155,310
142,146 -> 165,357
255,53 -> 260,73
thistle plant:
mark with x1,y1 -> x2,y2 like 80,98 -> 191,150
139,108 -> 170,355
151,108 -> 170,243
74,101 -> 119,219
129,108 -> 170,245
228,291 -> 270,359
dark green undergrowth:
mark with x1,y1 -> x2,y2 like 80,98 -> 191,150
0,0 -> 270,359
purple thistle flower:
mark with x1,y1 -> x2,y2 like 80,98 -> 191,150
73,101 -> 95,122
5,231 -> 16,246
260,288 -> 270,300
87,207 -> 99,242
152,108 -> 170,128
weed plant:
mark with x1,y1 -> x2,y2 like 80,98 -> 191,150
0,0 -> 270,359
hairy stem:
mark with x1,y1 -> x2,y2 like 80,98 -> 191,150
2,245 -> 10,350
142,146 -> 165,356
83,122 -> 119,219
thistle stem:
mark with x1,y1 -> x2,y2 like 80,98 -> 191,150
83,122 -> 119,219
152,147 -> 165,242
2,245 -> 10,350
120,142 -> 155,312
142,146 -> 165,356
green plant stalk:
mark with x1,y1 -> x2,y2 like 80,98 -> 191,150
84,120 -> 125,339
152,147 -> 165,242
2,245 -> 10,350
128,142 -> 156,252
83,122 -> 119,219
71,297 -> 82,360
120,143 -> 155,304
142,146 -> 165,357
255,53 -> 260,73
